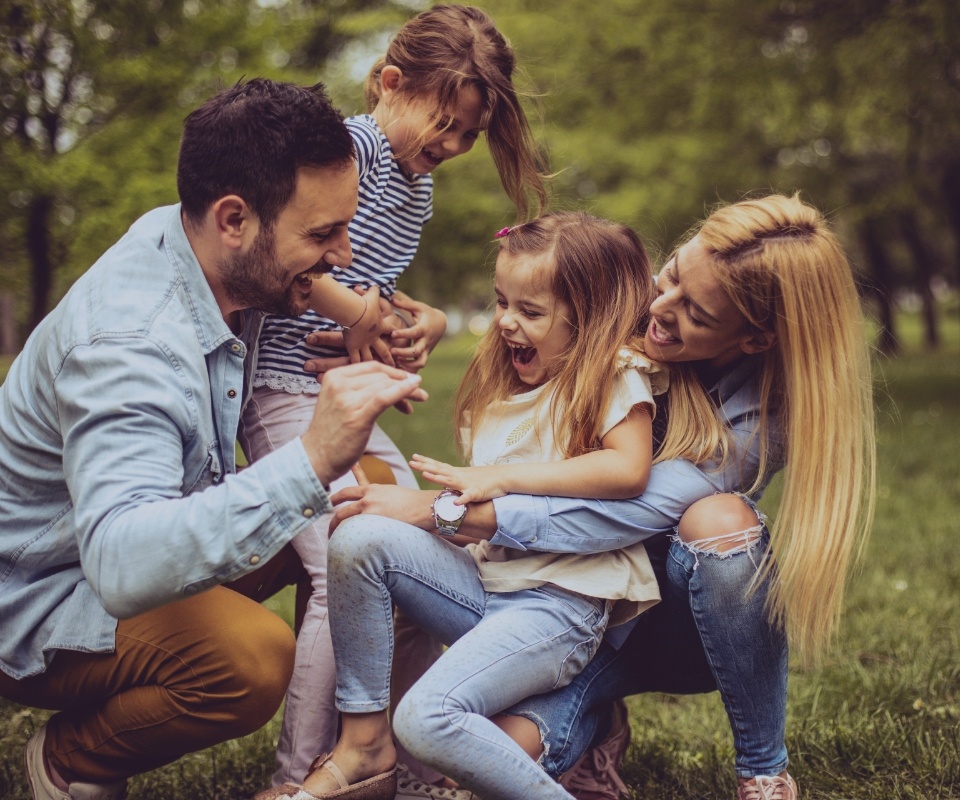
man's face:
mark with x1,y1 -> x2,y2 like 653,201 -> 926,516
220,163 -> 358,316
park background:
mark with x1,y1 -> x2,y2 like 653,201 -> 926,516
0,0 -> 958,797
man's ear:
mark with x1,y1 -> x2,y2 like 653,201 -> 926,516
379,65 -> 404,97
740,329 -> 777,355
211,195 -> 256,251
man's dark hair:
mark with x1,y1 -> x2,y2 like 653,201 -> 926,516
177,78 -> 355,228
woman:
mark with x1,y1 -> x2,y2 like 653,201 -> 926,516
327,193 -> 876,800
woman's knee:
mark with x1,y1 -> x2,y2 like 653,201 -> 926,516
677,494 -> 764,553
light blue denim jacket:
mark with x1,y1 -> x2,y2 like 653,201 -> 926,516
490,355 -> 780,553
0,205 -> 331,680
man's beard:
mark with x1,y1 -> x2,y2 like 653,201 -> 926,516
218,226 -> 310,317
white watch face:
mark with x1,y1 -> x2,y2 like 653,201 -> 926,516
435,493 -> 466,522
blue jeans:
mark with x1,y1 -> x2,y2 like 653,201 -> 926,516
327,515 -> 610,800
511,511 -> 789,780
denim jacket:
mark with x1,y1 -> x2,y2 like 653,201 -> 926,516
0,205 -> 331,680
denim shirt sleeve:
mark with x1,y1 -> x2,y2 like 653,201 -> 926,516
56,337 -> 330,620
490,406 -> 769,555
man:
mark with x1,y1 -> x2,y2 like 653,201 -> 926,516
0,78 -> 426,800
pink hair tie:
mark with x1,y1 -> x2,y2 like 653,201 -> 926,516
495,227 -> 512,238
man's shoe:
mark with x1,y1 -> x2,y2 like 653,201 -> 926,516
25,723 -> 128,800
395,763 -> 480,799
557,699 -> 631,800
736,774 -> 798,800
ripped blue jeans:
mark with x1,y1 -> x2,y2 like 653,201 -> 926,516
509,495 -> 789,780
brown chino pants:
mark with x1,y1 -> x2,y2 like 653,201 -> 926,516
0,542 -> 307,785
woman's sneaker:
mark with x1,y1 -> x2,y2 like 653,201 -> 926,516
556,699 -> 631,800
395,763 -> 480,800
737,774 -> 798,800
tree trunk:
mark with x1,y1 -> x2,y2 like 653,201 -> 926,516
897,211 -> 940,350
27,194 -> 55,333
858,216 -> 899,356
941,161 -> 960,328
0,293 -> 16,355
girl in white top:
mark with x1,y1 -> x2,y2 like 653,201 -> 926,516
287,212 -> 667,800
244,6 -> 549,793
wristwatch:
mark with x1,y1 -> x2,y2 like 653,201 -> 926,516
432,489 -> 467,537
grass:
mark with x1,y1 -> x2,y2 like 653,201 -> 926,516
1,311 -> 958,799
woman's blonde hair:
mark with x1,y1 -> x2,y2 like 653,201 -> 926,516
364,3 -> 548,218
662,193 -> 876,662
455,212 -> 655,459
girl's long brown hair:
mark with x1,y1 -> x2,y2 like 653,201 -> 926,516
365,4 -> 548,219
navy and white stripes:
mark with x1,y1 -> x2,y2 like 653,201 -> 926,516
253,115 -> 433,394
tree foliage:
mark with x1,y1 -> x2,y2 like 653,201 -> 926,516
1,0 -> 957,351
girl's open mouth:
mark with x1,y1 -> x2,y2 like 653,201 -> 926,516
510,344 -> 536,367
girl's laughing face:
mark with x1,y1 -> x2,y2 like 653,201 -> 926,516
494,250 -> 574,387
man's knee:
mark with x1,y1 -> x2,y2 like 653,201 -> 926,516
678,494 -> 762,549
214,601 -> 295,734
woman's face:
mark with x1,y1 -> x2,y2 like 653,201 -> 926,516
644,236 -> 763,371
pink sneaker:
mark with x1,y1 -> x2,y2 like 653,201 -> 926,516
737,774 -> 799,800
556,699 -> 631,800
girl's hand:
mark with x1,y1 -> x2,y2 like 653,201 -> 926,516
389,290 -> 447,372
341,286 -> 395,367
409,454 -> 506,504
304,329 -> 413,415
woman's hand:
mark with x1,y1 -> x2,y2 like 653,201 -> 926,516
388,290 -> 447,372
341,285 -> 395,367
409,454 -> 507,504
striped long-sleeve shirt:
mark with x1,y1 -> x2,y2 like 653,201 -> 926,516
253,114 -> 433,394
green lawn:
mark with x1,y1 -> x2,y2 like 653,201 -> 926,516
1,313 -> 958,799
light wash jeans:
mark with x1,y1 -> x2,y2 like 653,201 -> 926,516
327,515 -> 612,800
509,497 -> 789,780
238,387 -> 428,784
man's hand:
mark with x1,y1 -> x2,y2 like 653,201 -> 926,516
300,362 -> 427,487
328,483 -> 438,534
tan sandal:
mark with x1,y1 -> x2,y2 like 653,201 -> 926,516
285,754 -> 398,800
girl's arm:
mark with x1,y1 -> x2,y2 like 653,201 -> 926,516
410,405 -> 653,504
308,278 -> 393,365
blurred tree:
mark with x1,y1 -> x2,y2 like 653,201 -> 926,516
0,0 -> 402,344
418,0 -> 959,348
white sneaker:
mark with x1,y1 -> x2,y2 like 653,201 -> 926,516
395,763 -> 480,800
25,723 -> 128,800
